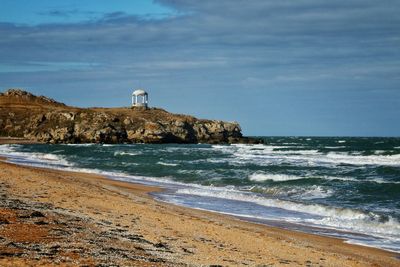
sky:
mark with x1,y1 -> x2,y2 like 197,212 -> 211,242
0,0 -> 399,136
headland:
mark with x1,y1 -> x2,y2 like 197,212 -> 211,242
0,89 -> 261,144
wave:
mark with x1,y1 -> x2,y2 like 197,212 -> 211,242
323,176 -> 400,184
113,151 -> 142,156
0,145 -> 72,167
280,149 -> 320,155
0,144 -> 185,188
248,172 -> 400,185
175,187 -> 355,219
325,152 -> 400,166
174,187 -> 400,241
287,185 -> 334,200
248,173 -> 304,182
64,143 -> 95,147
233,145 -> 321,156
157,161 -> 178,166
250,185 -> 333,200
212,144 -> 400,167
281,142 -> 303,145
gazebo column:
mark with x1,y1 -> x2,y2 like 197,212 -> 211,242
132,89 -> 148,108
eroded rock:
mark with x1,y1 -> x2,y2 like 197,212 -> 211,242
0,89 -> 262,144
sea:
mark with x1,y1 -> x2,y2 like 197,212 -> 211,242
1,137 -> 399,253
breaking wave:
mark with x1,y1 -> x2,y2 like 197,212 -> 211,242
114,151 -> 142,156
174,187 -> 400,244
157,161 -> 178,166
0,145 -> 72,167
248,173 -> 304,182
211,144 -> 400,167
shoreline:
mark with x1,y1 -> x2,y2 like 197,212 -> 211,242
0,149 -> 399,266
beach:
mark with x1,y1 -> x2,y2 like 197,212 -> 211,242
0,141 -> 399,266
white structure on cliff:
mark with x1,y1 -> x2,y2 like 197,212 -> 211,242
132,89 -> 148,108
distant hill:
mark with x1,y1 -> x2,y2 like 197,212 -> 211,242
0,89 -> 259,144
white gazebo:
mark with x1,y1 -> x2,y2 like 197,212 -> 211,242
132,89 -> 148,108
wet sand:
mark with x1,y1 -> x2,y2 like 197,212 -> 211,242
0,142 -> 399,266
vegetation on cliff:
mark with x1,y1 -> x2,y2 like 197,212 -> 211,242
0,89 -> 259,144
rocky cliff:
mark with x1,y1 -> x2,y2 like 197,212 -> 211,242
0,89 -> 260,144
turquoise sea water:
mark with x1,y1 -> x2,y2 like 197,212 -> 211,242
1,137 -> 399,252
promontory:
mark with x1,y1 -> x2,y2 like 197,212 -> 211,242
0,89 -> 260,144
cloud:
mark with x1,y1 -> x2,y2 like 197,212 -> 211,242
0,61 -> 99,73
0,0 -> 399,135
38,9 -> 82,17
1,1 -> 398,81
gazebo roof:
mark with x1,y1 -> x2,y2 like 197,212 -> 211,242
132,89 -> 147,96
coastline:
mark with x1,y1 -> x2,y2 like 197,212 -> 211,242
0,143 -> 399,266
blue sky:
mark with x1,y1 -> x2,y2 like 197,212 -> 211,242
0,0 -> 176,24
0,0 -> 399,136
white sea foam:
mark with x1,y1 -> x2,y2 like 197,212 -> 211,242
337,140 -> 346,143
64,143 -> 95,147
319,175 -> 399,185
277,149 -> 320,155
52,150 -> 65,153
114,151 -> 142,156
254,185 -> 333,199
0,144 -> 182,188
325,152 -> 400,166
157,161 -> 178,166
175,187 -> 361,219
249,173 -> 304,182
206,158 -> 230,164
0,145 -> 72,166
281,142 -> 302,145
174,186 -> 400,241
211,145 -> 228,149
286,185 -> 334,200
212,143 -> 400,167
33,153 -> 62,161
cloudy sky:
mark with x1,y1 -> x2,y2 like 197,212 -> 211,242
1,0 -> 399,136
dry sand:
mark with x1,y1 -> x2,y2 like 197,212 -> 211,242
0,142 -> 399,266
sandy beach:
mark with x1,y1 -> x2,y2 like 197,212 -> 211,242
0,142 -> 399,266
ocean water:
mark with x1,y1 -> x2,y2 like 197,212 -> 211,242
1,137 -> 399,252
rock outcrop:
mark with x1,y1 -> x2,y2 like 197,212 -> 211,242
0,89 -> 261,144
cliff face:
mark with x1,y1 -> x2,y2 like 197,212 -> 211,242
0,89 -> 259,144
